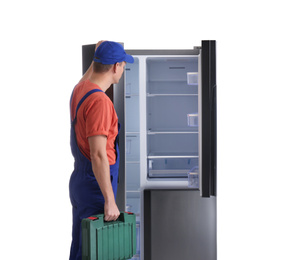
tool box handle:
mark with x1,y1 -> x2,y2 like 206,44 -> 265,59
87,211 -> 134,223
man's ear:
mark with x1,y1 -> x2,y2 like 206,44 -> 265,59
113,63 -> 118,73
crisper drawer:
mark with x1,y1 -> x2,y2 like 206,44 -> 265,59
147,156 -> 198,178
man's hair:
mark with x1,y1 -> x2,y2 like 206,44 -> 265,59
93,62 -> 113,73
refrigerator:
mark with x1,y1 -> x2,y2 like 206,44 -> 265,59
82,40 -> 217,260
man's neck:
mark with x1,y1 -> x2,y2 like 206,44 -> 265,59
89,73 -> 113,92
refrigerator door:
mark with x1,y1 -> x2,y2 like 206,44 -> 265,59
144,189 -> 216,260
200,40 -> 217,197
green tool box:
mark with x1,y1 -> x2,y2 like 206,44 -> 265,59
82,212 -> 136,260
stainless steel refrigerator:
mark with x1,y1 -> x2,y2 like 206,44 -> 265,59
82,40 -> 217,260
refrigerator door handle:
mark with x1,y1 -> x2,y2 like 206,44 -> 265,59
201,40 -> 217,197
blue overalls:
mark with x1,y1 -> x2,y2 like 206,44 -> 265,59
69,89 -> 120,260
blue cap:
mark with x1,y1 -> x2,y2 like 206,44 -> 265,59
93,41 -> 134,64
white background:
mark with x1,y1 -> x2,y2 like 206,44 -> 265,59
1,0 -> 295,259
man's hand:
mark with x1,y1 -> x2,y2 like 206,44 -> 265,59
78,40 -> 106,83
104,200 -> 120,221
95,40 -> 105,51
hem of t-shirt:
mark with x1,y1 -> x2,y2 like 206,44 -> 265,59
87,130 -> 108,138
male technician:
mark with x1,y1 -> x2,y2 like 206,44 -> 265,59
69,40 -> 134,260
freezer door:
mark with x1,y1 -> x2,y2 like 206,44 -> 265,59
200,40 -> 217,197
144,189 -> 217,260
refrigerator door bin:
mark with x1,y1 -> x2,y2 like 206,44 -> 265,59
125,58 -> 139,96
125,95 -> 139,132
126,191 -> 141,216
187,113 -> 198,127
125,57 -> 139,133
126,162 -> 140,191
187,72 -> 198,85
188,166 -> 199,188
125,134 -> 140,162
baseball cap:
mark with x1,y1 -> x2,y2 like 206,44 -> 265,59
93,41 -> 134,64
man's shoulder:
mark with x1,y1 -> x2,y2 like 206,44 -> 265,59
74,80 -> 106,101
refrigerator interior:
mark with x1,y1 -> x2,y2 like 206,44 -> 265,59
146,57 -> 199,179
124,55 -> 200,260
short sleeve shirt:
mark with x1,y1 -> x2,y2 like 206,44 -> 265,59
70,80 -> 118,165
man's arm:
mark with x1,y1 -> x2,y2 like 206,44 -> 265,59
88,134 -> 120,221
78,40 -> 105,84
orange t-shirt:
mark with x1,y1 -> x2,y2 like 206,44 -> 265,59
70,80 -> 118,165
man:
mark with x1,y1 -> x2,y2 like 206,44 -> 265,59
69,40 -> 134,260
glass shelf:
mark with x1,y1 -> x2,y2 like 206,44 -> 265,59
147,93 -> 198,97
147,130 -> 198,135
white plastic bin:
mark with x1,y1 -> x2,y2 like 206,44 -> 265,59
188,166 -> 199,188
187,72 -> 198,85
187,113 -> 198,127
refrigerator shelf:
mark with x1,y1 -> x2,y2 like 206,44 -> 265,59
148,130 -> 198,135
147,94 -> 198,97
148,169 -> 190,178
147,154 -> 198,159
148,79 -> 191,82
148,151 -> 198,157
125,94 -> 139,98
126,161 -> 140,164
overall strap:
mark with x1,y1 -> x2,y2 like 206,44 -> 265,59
71,89 -> 103,124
